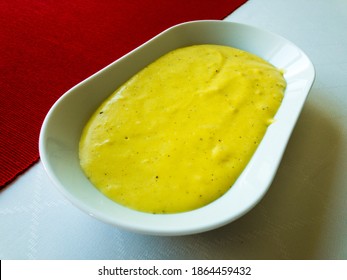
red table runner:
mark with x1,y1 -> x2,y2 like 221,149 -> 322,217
0,0 -> 247,188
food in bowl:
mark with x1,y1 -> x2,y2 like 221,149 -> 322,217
79,44 -> 286,214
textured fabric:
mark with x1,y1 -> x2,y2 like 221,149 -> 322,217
0,0 -> 247,188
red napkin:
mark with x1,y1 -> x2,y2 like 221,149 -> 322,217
0,0 -> 247,188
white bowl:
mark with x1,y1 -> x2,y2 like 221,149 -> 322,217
39,20 -> 315,236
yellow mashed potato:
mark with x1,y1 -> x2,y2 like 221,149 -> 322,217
79,44 -> 286,214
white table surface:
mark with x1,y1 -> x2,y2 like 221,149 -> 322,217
1,0 -> 347,260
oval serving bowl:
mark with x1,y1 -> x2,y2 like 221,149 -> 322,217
39,20 -> 315,236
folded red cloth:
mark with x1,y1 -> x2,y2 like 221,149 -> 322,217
0,0 -> 247,188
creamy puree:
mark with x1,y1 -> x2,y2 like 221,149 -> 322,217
79,44 -> 286,214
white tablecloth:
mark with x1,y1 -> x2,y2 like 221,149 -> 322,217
1,0 -> 347,259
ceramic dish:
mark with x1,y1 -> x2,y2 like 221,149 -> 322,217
39,20 -> 315,236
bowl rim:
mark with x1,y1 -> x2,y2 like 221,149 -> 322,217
39,20 -> 315,236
